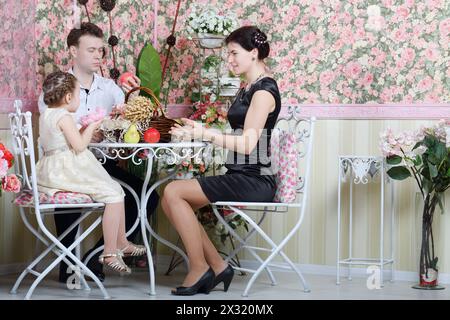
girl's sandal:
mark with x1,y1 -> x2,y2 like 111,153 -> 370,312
99,252 -> 132,274
120,242 -> 147,257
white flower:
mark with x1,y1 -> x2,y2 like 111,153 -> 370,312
307,64 -> 316,73
367,5 -> 381,17
396,74 -> 405,84
357,54 -> 369,66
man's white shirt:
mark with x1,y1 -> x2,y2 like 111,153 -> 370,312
38,68 -> 125,124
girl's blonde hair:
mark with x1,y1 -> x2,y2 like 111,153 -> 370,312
42,71 -> 77,107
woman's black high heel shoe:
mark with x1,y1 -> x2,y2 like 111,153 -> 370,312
213,264 -> 234,292
171,268 -> 215,296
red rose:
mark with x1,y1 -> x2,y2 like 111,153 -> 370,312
2,150 -> 13,168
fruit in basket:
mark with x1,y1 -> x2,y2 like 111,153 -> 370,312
124,124 -> 140,143
143,127 -> 160,143
118,71 -> 136,87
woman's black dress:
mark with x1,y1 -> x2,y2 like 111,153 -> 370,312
197,77 -> 281,202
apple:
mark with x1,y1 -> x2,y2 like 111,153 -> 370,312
143,128 -> 160,143
118,71 -> 135,87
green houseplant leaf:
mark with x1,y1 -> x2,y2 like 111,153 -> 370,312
387,166 -> 411,180
386,155 -> 402,165
136,42 -> 162,98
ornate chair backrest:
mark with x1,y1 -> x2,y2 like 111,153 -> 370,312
8,100 -> 39,207
271,107 -> 316,204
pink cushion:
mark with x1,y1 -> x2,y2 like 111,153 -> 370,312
271,129 -> 298,203
14,190 -> 94,207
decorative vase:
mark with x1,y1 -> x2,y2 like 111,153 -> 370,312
198,33 -> 225,49
412,193 -> 445,290
219,76 -> 241,96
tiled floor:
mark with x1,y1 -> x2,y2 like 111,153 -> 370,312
1,265 -> 449,300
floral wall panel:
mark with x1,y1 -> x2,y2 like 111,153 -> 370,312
7,0 -> 450,110
158,0 -> 450,105
0,0 -> 36,111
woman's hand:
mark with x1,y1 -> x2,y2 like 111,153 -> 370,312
169,118 -> 204,140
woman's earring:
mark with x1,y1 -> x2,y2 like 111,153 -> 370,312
252,57 -> 256,61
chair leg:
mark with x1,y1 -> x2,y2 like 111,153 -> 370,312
11,209 -> 94,294
212,205 -> 277,285
75,223 -> 91,291
227,206 -> 310,296
27,216 -> 110,300
278,252 -> 310,293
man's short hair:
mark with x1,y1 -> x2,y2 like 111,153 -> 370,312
66,22 -> 104,48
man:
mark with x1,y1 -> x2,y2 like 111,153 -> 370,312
38,22 -> 159,283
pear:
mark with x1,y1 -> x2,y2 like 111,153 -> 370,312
124,124 -> 140,143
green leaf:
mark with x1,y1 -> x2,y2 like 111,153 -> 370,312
435,143 -> 447,162
412,141 -> 424,150
447,167 -> 450,177
136,42 -> 162,98
386,155 -> 402,165
413,155 -> 422,166
386,166 -> 411,180
429,164 -> 438,178
422,178 -> 433,194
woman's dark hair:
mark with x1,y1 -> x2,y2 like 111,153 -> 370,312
67,22 -> 104,48
43,71 -> 78,106
225,26 -> 270,60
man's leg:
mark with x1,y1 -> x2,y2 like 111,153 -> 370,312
54,210 -> 81,283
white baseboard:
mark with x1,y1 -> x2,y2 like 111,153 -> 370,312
3,256 -> 449,285
155,255 -> 450,285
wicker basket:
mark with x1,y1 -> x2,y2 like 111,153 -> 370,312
125,86 -> 180,143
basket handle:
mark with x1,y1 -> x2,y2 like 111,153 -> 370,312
125,86 -> 166,117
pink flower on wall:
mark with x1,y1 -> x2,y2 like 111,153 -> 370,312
417,76 -> 434,93
344,62 -> 362,79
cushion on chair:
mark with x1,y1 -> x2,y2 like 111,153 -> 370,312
14,190 -> 94,207
271,129 -> 298,203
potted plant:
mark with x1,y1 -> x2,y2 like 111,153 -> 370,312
380,120 -> 450,289
186,5 -> 237,49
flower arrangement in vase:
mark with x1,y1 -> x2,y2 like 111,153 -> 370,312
380,120 -> 450,290
186,5 -> 237,48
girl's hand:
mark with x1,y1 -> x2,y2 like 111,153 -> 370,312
87,119 -> 104,142
88,118 -> 103,130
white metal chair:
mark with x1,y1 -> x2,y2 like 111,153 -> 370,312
211,107 -> 315,296
8,100 -> 110,299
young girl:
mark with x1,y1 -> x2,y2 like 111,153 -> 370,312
36,71 -> 144,275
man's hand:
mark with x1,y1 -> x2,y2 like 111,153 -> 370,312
121,74 -> 141,93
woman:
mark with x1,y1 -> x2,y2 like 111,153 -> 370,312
164,26 -> 281,296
